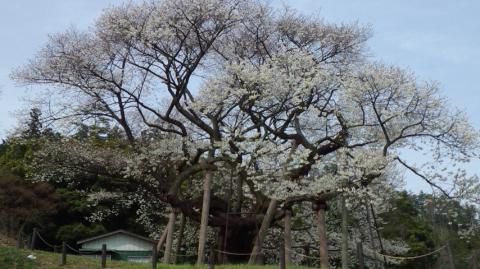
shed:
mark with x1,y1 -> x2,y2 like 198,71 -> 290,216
77,230 -> 155,263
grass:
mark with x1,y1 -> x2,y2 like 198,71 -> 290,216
0,247 -> 35,269
0,246 -> 313,269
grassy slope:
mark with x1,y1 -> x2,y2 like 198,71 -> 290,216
0,246 -> 309,269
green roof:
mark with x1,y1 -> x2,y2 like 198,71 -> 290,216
77,230 -> 155,245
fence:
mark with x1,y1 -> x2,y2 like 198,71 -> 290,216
17,228 -> 479,269
20,228 -> 199,268
20,228 -> 281,268
20,228 -> 109,268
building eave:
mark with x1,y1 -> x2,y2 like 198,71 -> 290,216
77,230 -> 155,245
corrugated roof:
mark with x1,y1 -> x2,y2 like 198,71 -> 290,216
77,230 -> 155,245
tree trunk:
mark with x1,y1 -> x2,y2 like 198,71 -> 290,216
248,199 -> 279,265
163,209 -> 177,264
284,207 -> 293,265
341,196 -> 348,269
197,170 -> 213,265
173,213 -> 186,264
218,225 -> 256,263
314,201 -> 329,269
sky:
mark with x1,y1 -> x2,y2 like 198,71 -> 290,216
1,0 -> 479,192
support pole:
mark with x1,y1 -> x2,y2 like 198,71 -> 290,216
163,209 -> 177,264
341,196 -> 349,269
279,241 -> 286,269
356,242 -> 364,269
173,213 -> 186,264
472,250 -> 478,269
197,170 -> 213,265
284,207 -> 292,265
101,244 -> 107,269
249,199 -> 279,264
313,201 -> 329,269
156,227 -> 168,254
446,241 -> 455,269
208,245 -> 215,269
30,228 -> 37,250
61,242 -> 66,266
16,233 -> 23,249
152,245 -> 158,269
304,245 -> 311,267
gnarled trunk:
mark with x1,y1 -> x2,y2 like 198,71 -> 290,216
219,224 -> 257,263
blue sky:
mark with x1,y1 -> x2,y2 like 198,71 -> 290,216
0,0 -> 121,137
1,0 -> 479,192
286,0 -> 480,121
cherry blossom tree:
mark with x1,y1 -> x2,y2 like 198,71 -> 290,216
12,0 -> 479,267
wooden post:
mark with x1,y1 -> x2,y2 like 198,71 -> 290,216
101,244 -> 107,269
279,242 -> 286,269
163,209 -> 177,264
152,245 -> 158,269
61,242 -> 67,266
446,241 -> 455,269
356,242 -> 364,269
156,227 -> 168,254
208,245 -> 215,269
26,236 -> 31,251
304,245 -> 310,267
16,233 -> 22,249
249,199 -> 279,264
369,204 -> 387,269
16,224 -> 26,249
30,228 -> 37,250
173,213 -> 186,264
341,196 -> 349,269
365,203 -> 380,269
215,228 -> 225,264
313,201 -> 329,269
197,170 -> 213,265
284,207 -> 292,265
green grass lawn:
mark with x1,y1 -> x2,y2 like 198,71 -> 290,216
0,246 -> 312,269
0,247 -> 35,269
